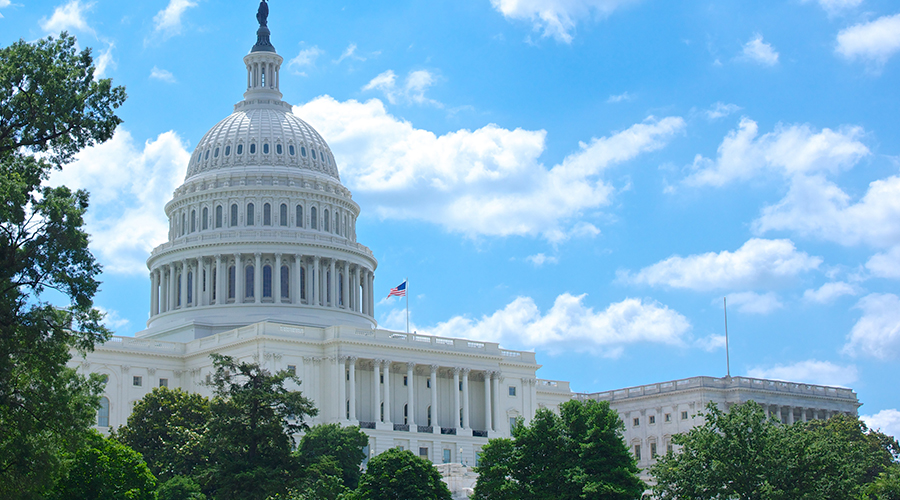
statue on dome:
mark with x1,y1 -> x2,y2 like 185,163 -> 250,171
256,0 -> 269,27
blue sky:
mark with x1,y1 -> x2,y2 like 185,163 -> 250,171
3,0 -> 899,438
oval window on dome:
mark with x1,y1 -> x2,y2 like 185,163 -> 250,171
301,147 -> 307,157
276,144 -> 282,155
312,150 -> 317,160
289,145 -> 295,156
263,143 -> 269,154
205,149 -> 210,160
214,147 -> 219,158
250,143 -> 256,154
225,146 -> 231,156
237,144 -> 243,155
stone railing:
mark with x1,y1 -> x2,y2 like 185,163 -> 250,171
536,379 -> 571,393
150,229 -> 374,259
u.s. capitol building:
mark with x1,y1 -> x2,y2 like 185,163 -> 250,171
70,4 -> 860,495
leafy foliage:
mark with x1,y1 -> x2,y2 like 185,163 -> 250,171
863,464 -> 900,500
157,475 -> 207,500
0,32 -> 124,499
52,432 -> 157,500
349,447 -> 452,500
473,399 -> 645,500
295,423 -> 369,489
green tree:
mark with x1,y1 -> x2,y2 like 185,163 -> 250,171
268,456 -> 347,500
473,399 -> 645,500
863,464 -> 900,500
0,32 -> 125,499
295,423 -> 369,489
198,354 -> 317,500
349,447 -> 452,500
116,387 -> 211,481
157,476 -> 207,500
52,431 -> 157,500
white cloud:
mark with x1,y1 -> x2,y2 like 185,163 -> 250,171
686,118 -> 869,187
803,281 -> 861,303
843,293 -> 900,360
866,246 -> 900,279
741,34 -> 779,66
97,306 -> 130,331
151,0 -> 197,41
862,409 -> 900,441
334,43 -> 365,64
836,13 -> 900,68
724,291 -> 783,314
294,96 -> 684,241
40,0 -> 94,34
747,359 -> 859,388
94,42 -> 115,79
362,69 -> 441,106
753,174 -> 900,248
705,102 -> 741,120
803,0 -> 863,16
607,92 -> 632,103
695,334 -> 726,352
419,294 -> 691,356
47,129 -> 190,274
150,66 -> 176,83
0,0 -> 10,18
620,238 -> 822,291
526,253 -> 558,266
490,0 -> 638,43
289,46 -> 324,74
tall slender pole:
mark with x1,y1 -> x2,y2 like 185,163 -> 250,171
406,278 -> 409,334
724,297 -> 731,378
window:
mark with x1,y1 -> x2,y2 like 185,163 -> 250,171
311,207 -> 317,229
97,397 -> 110,427
335,213 -> 340,235
202,207 -> 209,230
380,402 -> 384,421
133,376 -> 143,387
681,411 -> 689,420
650,442 -> 658,458
228,265 -> 236,299
230,204 -> 238,226
225,145 -> 231,156
216,206 -> 223,228
247,203 -> 255,225
475,452 -> 482,468
263,265 -> 272,298
419,447 -> 429,458
667,442 -> 673,455
380,374 -> 384,384
237,144 -> 243,155
300,267 -> 306,300
443,449 -> 451,464
181,213 -> 185,236
263,203 -> 272,225
296,205 -> 303,227
634,444 -> 642,461
177,274 -> 182,306
301,146 -> 307,157
324,209 -> 330,232
312,149 -> 317,160
276,144 -> 282,155
427,406 -> 432,426
649,415 -> 656,425
665,413 -> 671,422
212,268 -> 217,301
510,417 -> 517,431
633,417 -> 640,427
100,374 -> 109,384
191,210 -> 196,232
347,400 -> 350,420
205,149 -> 209,160
404,404 -> 408,425
159,378 -> 168,387
508,386 -> 516,396
281,265 -> 290,298
287,365 -> 296,375
289,145 -> 295,155
187,272 -> 193,304
245,265 -> 254,298
214,147 -> 219,158
263,143 -> 269,154
426,378 -> 431,389
403,375 -> 408,386
250,143 -> 256,154
279,204 -> 288,226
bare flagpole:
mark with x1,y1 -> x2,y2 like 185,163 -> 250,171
406,277 -> 409,334
724,297 -> 731,378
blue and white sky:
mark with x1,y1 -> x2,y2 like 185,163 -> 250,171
3,0 -> 899,438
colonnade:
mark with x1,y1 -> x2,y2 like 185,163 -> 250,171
149,253 -> 374,318
765,405 -> 853,424
247,59 -> 279,91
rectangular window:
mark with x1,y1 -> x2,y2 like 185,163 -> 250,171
133,376 -> 142,387
510,417 -> 517,431
419,447 -> 429,458
398,446 -> 404,451
634,445 -> 642,461
459,381 -> 463,391
287,365 -> 296,376
426,378 -> 431,389
681,410 -> 689,420
649,415 -> 656,425
346,370 -> 350,381
380,374 -> 384,384
665,413 -> 671,422
508,386 -> 516,396
443,449 -> 451,464
403,375 -> 408,386
159,378 -> 168,387
651,442 -> 657,458
633,417 -> 640,427
475,452 -> 482,468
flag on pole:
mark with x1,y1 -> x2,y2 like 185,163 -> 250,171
387,280 -> 407,298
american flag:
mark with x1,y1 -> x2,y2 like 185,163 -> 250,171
387,280 -> 407,298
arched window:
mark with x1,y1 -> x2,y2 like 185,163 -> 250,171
230,204 -> 238,227
187,271 -> 193,304
326,270 -> 331,305
247,203 -> 255,226
276,144 -> 282,155
202,207 -> 209,230
191,210 -> 196,233
301,146 -> 307,157
312,149 -> 317,160
225,145 -> 231,156
212,268 -> 217,302
289,145 -> 295,156
300,267 -> 306,301
404,404 -> 409,425
214,147 -> 219,158
245,265 -> 255,298
228,266 -> 236,299
279,204 -> 288,227
177,273 -> 182,306
237,144 -> 243,155
338,274 -> 344,306
263,143 -> 270,154
263,265 -> 272,298
97,396 -> 110,427
427,406 -> 432,427
205,149 -> 209,160
250,143 -> 257,154
324,209 -> 330,232
216,206 -> 223,228
281,265 -> 290,299
263,203 -> 272,226
335,212 -> 340,235
296,205 -> 303,227
181,213 -> 186,236
311,207 -> 317,229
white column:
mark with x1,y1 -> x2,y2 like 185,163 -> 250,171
484,371 -> 493,433
161,266 -> 169,312
254,252 -> 262,304
491,372 -> 501,433
453,368 -> 461,430
462,369 -> 470,429
294,255 -> 302,304
406,362 -> 416,428
430,365 -> 439,433
383,360 -> 392,425
312,257 -> 320,307
342,261 -> 349,309
329,259 -> 336,307
234,253 -> 243,303
337,356 -> 346,422
360,269 -> 368,315
367,271 -> 375,317
353,266 -> 360,312
202,258 -> 210,306
274,253 -> 282,303
150,270 -> 159,316
372,360 -> 381,423
786,407 -> 794,425
348,357 -> 357,422
214,255 -> 223,305
179,259 -> 187,308
192,259 -> 200,306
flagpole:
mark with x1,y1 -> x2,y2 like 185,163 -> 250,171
724,297 -> 731,378
405,277 -> 409,334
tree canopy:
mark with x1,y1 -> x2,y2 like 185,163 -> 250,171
349,447 -> 452,500
0,32 -> 125,500
51,431 -> 157,500
473,399 -> 645,500
294,423 -> 369,490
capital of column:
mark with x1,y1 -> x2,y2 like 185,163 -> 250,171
461,368 -> 471,376
406,361 -> 417,371
254,252 -> 261,258
430,364 -> 439,374
275,252 -> 282,258
452,367 -> 462,375
348,356 -> 358,364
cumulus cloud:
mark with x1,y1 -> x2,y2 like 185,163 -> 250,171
490,0 -> 638,43
725,291 -> 783,314
620,238 -> 822,291
741,34 -> 779,66
416,294 -> 691,356
695,334 -> 726,352
97,306 -> 130,331
843,293 -> 900,360
862,409 -> 900,441
335,43 -> 365,64
803,281 -> 861,303
686,118 -> 869,187
747,359 -> 859,387
289,46 -> 324,74
753,174 -> 900,248
47,129 -> 190,274
94,42 -> 115,79
706,102 -> 741,120
866,246 -> 900,279
836,13 -> 900,68
40,0 -> 94,34
526,253 -> 558,266
150,66 -> 176,83
150,0 -> 197,41
362,69 -> 441,106
294,96 -> 684,241
0,0 -> 10,18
